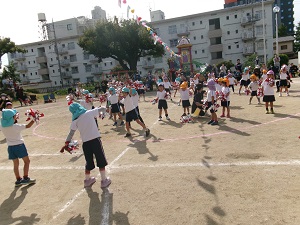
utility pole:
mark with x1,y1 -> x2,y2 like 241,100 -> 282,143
262,0 -> 267,64
52,19 -> 63,87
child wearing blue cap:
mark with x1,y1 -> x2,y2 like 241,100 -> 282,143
63,102 -> 111,189
1,109 -> 36,187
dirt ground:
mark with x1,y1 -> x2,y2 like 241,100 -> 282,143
0,78 -> 300,225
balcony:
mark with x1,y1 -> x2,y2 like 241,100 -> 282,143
38,68 -> 49,76
91,67 -> 102,75
61,59 -> 70,67
241,15 -> 260,26
14,53 -> 26,61
142,60 -> 155,69
89,56 -> 99,63
177,27 -> 190,37
61,71 -> 72,79
17,65 -> 28,72
209,44 -> 223,53
208,29 -> 222,38
58,47 -> 68,55
243,46 -> 255,56
242,32 -> 255,41
36,56 -> 48,64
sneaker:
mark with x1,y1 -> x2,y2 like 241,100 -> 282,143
124,133 -> 131,137
265,110 -> 270,114
113,122 -> 117,126
166,116 -> 170,120
84,177 -> 96,188
211,121 -> 219,126
101,177 -> 111,188
182,113 -> 187,117
145,129 -> 150,137
15,179 -> 23,187
270,109 -> 275,114
21,177 -> 36,186
220,114 -> 225,118
158,117 -> 162,121
177,102 -> 180,106
207,120 -> 214,124
226,115 -> 230,118
248,102 -> 251,105
279,93 -> 282,97
286,93 -> 289,96
120,121 -> 125,126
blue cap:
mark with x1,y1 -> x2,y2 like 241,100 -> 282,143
244,67 -> 249,73
131,88 -> 137,95
122,87 -> 130,93
1,109 -> 17,127
108,87 -> 116,95
82,90 -> 89,95
69,102 -> 87,121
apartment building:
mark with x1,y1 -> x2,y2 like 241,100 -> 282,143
9,2 -> 275,87
224,0 -> 295,35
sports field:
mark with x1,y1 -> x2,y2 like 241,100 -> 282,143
0,79 -> 300,225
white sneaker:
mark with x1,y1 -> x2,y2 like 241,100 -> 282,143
287,92 -> 289,96
158,117 -> 162,121
166,116 -> 170,120
279,93 -> 282,97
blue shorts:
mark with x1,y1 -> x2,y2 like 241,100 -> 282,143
8,143 -> 28,160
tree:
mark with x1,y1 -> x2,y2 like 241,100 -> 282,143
78,19 -> 165,71
278,24 -> 288,37
1,62 -> 20,89
267,54 -> 289,68
294,22 -> 300,53
243,54 -> 257,69
0,37 -> 26,68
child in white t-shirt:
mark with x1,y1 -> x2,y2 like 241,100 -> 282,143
227,73 -> 237,93
64,103 -> 111,188
178,82 -> 191,116
220,79 -> 231,118
206,79 -> 218,125
107,87 -> 124,126
155,83 -> 170,121
261,70 -> 276,114
163,77 -> 173,101
248,74 -> 261,105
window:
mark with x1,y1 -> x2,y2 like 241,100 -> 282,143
71,66 -> 79,74
33,60 -> 35,64
195,50 -> 198,54
85,65 -> 92,72
211,51 -> 222,60
192,22 -> 195,26
200,21 -> 202,24
110,62 -> 113,65
30,73 -> 32,75
67,24 -> 73,30
193,36 -> 196,40
83,53 -> 90,60
281,45 -> 288,50
168,25 -> 177,34
202,49 -> 205,53
68,42 -> 75,50
209,18 -> 220,30
35,72 -> 37,75
154,57 -> 163,64
227,31 -> 230,35
62,44 -> 65,48
236,44 -> 239,48
236,30 -> 238,34
53,70 -> 55,73
201,35 -> 204,39
228,46 -> 231,50
256,25 -> 263,35
28,61 -> 31,64
235,15 -> 237,19
170,39 -> 178,47
31,49 -> 33,52
210,37 -> 221,45
70,54 -> 77,62
104,63 -> 107,66
49,46 -> 51,49
51,58 -> 53,61
256,41 -> 264,50
226,16 -> 229,20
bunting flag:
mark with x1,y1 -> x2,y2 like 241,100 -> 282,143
127,5 -> 131,19
118,0 -> 121,8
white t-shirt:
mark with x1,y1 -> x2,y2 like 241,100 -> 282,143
163,82 -> 172,89
1,124 -> 26,146
131,94 -> 139,108
221,87 -> 230,101
193,78 -> 199,85
215,83 -> 222,92
78,99 -> 93,110
262,80 -> 275,96
261,74 -> 267,81
248,81 -> 259,91
280,72 -> 288,80
157,90 -> 166,100
108,94 -> 118,105
228,77 -> 235,85
207,90 -> 216,102
70,108 -> 105,142
241,73 -> 250,81
179,89 -> 189,100
120,95 -> 135,113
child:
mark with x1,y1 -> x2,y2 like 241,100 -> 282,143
137,81 -> 146,101
206,79 -> 218,125
120,87 -> 150,138
191,84 -> 205,116
227,73 -> 237,93
1,109 -> 36,187
131,88 -> 145,124
178,82 -> 191,116
220,78 -> 231,118
239,67 -> 250,95
248,74 -> 261,105
64,102 -> 111,188
279,65 -> 289,97
155,83 -> 170,121
261,70 -> 276,114
163,77 -> 173,101
173,74 -> 181,97
107,87 -> 124,126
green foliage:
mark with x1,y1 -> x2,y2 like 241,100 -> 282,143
55,89 -> 68,95
0,37 -> 26,59
1,62 -> 20,89
25,89 -> 39,94
278,24 -> 288,37
294,22 -> 300,53
267,54 -> 289,68
78,19 -> 165,71
216,61 -> 234,70
243,54 -> 257,69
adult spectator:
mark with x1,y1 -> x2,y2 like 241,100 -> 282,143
219,64 -> 227,77
289,63 -> 298,78
211,64 -> 218,77
273,54 -> 280,75
235,59 -> 242,72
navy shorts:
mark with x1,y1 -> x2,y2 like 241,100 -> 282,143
280,79 -> 287,87
221,101 -> 230,107
8,143 -> 28,160
125,109 -> 139,122
251,91 -> 257,96
111,103 -> 120,113
241,80 -> 250,86
263,95 -> 275,103
138,89 -> 145,95
182,100 -> 191,108
158,99 -> 168,109
82,138 -> 108,170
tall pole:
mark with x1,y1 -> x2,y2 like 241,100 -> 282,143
275,12 -> 279,56
52,19 -> 63,87
262,0 -> 267,64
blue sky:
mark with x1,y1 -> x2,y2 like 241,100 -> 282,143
1,0 -> 300,70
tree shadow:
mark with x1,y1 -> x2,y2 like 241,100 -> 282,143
67,214 -> 85,225
113,211 -> 131,225
86,188 -> 113,225
0,186 -> 40,225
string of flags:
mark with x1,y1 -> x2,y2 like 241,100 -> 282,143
117,0 -> 181,58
